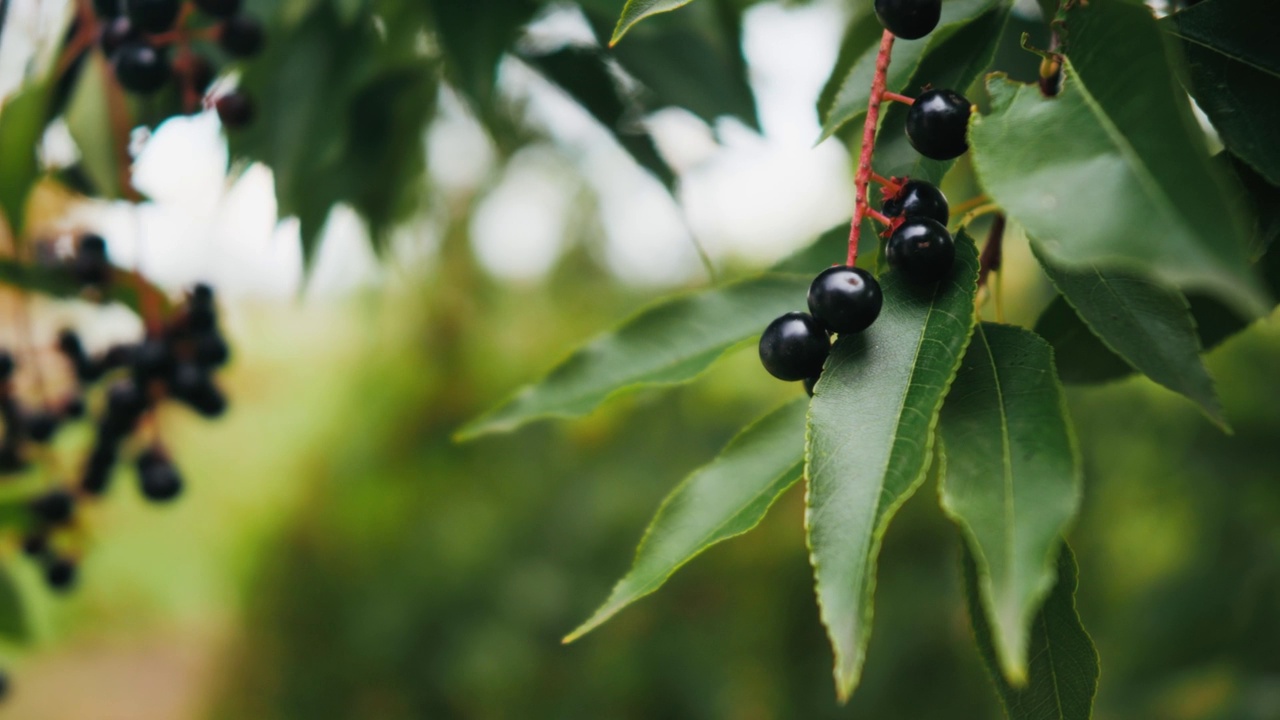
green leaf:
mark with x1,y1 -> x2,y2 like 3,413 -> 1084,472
610,0 -> 695,46
969,0 -> 1267,317
0,562 -> 31,645
965,543 -> 1099,720
1162,0 -> 1280,186
1032,244 -> 1224,425
428,0 -> 538,113
805,230 -> 980,702
0,81 -> 50,237
65,50 -> 122,200
871,4 -> 1011,184
457,274 -> 811,439
1032,297 -> 1133,385
564,398 -> 807,642
818,0 -> 1000,142
0,259 -> 171,315
524,46 -> 674,189
939,323 -> 1082,684
816,6 -> 883,125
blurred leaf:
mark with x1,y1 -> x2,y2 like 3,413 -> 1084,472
818,0 -> 999,142
1162,0 -> 1280,186
1033,297 -> 1132,385
524,46 -> 674,188
427,0 -> 538,113
939,323 -> 1081,684
1228,152 -> 1280,258
65,50 -> 122,200
817,6 -> 882,124
965,543 -> 1099,720
610,0 -> 695,45
970,68 -> 1264,317
1032,245 -> 1224,425
582,0 -> 758,129
456,274 -> 810,439
770,223 -> 846,275
0,562 -> 30,645
0,259 -> 170,315
806,230 -> 979,702
0,81 -> 50,237
871,5 -> 1011,185
564,398 -> 807,642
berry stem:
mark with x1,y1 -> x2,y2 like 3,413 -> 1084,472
953,202 -> 1001,230
977,213 -> 1005,288
848,30 -> 896,267
881,91 -> 915,106
866,208 -> 893,226
949,194 -> 991,216
869,172 -> 902,194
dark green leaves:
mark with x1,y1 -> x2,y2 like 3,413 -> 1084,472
610,0 -> 695,45
65,51 -> 122,200
966,544 -> 1099,720
0,563 -> 30,645
0,81 -> 51,237
969,0 -> 1266,316
429,0 -> 538,113
1163,0 -> 1280,185
939,323 -> 1081,683
806,230 -> 980,702
1033,247 -> 1224,425
564,398 -> 807,642
457,274 -> 810,439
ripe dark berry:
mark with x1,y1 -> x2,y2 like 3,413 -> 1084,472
194,332 -> 230,367
883,180 -> 948,225
23,411 -> 60,443
220,16 -> 265,58
808,266 -> 883,335
74,233 -> 110,285
0,444 -> 25,474
886,217 -> 956,283
758,312 -> 830,382
126,0 -> 180,33
114,43 -> 171,95
99,16 -> 137,56
215,92 -> 254,129
170,364 -> 227,417
906,89 -> 972,161
0,352 -> 13,381
63,396 -> 86,420
194,0 -> 241,18
22,533 -> 48,558
82,442 -> 118,495
874,0 -> 941,40
44,557 -> 78,592
804,375 -> 820,397
137,448 -> 183,502
131,339 -> 173,382
101,379 -> 147,440
31,490 -> 75,525
94,0 -> 122,18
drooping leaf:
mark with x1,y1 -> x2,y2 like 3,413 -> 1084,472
818,0 -> 1000,142
564,397 -> 807,643
524,46 -> 674,189
610,0 -> 695,46
1032,245 -> 1224,425
1162,0 -> 1280,186
457,274 -> 811,439
1032,297 -> 1133,385
969,0 -> 1267,317
871,4 -> 1011,185
0,81 -> 51,237
805,230 -> 980,702
427,0 -> 539,113
939,323 -> 1081,684
65,50 -> 122,200
965,543 -> 1099,720
0,562 -> 31,645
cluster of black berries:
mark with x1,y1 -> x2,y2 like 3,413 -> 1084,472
94,0 -> 263,128
1,236 -> 231,596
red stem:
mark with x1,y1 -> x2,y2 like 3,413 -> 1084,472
867,208 -> 893,225
848,30 -> 895,267
882,91 -> 914,105
870,172 -> 902,194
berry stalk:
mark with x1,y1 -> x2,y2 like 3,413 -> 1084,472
848,30 -> 896,267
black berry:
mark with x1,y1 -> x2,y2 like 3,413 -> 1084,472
758,312 -> 830,382
194,332 -> 230,367
883,180 -> 948,225
874,0 -> 941,40
44,557 -> 78,592
126,0 -> 180,33
31,490 -> 76,525
23,411 -> 60,443
137,448 -> 183,502
63,396 -> 86,420
74,233 -> 110,286
194,0 -> 241,18
82,442 -> 118,495
22,533 -> 48,558
131,339 -> 173,382
808,266 -> 883,335
99,16 -> 138,56
94,0 -> 122,18
886,217 -> 956,283
169,364 -> 227,417
0,444 -> 25,474
101,379 -> 147,440
187,54 -> 217,97
0,352 -> 12,381
215,92 -> 254,129
220,16 -> 265,58
114,43 -> 171,95
906,89 -> 971,161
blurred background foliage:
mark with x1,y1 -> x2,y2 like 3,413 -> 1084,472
1,0 -> 1278,717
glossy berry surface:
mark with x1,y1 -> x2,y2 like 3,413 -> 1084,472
127,0 -> 180,33
883,180 -> 948,225
906,89 -> 971,160
874,0 -> 941,40
99,16 -> 137,56
195,0 -> 242,18
215,92 -> 255,129
759,312 -> 830,382
137,449 -> 183,502
114,44 -> 171,95
886,218 -> 956,283
808,266 -> 883,335
220,16 -> 265,57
